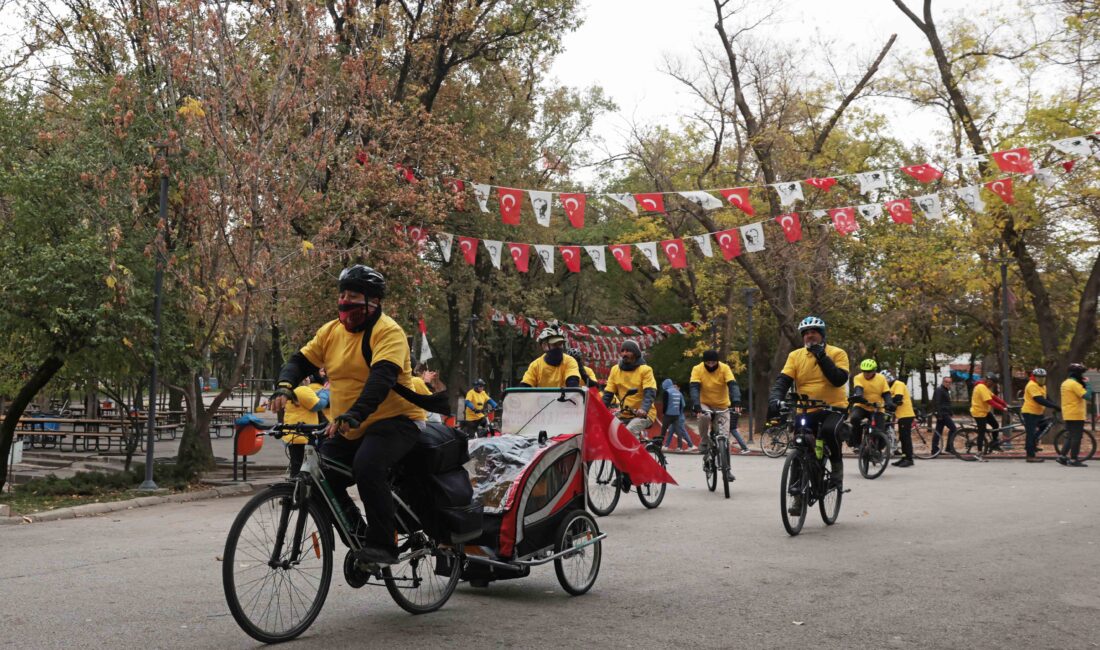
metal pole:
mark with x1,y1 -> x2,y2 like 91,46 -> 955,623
139,158 -> 168,491
999,259 -> 1012,426
467,315 -> 478,383
743,288 -> 756,440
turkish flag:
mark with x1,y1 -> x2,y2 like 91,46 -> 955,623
561,245 -> 582,273
900,163 -> 943,183
444,177 -> 464,194
634,193 -> 666,214
582,388 -> 677,484
992,148 -> 1034,174
1063,160 -> 1076,173
457,236 -> 479,265
885,198 -> 913,224
508,242 -> 531,272
394,163 -> 417,183
660,238 -> 688,269
498,187 -> 523,225
406,225 -> 429,245
660,324 -> 676,334
985,177 -> 1015,205
714,228 -> 742,260
806,177 -> 837,192
718,188 -> 755,216
560,193 -> 586,228
609,244 -> 633,271
775,213 -> 802,243
829,207 -> 859,235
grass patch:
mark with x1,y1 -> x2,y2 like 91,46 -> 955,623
6,463 -> 201,516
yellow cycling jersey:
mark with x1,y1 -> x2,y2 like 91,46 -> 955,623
521,354 -> 581,388
779,345 -> 850,408
584,366 -> 599,386
300,316 -> 424,440
1061,379 -> 1087,421
889,380 -> 914,419
689,362 -> 735,408
281,385 -> 320,445
1021,380 -> 1048,416
970,382 -> 994,418
465,389 -> 492,422
852,372 -> 892,412
605,363 -> 657,419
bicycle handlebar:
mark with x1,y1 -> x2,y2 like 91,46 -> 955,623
266,423 -> 329,440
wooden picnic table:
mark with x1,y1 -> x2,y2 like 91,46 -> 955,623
16,417 -> 180,451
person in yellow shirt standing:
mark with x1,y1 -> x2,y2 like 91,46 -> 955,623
849,359 -> 893,450
463,378 -> 499,437
1058,363 -> 1090,467
520,325 -> 582,388
270,265 -> 435,566
884,371 -> 914,467
690,349 -> 740,482
1021,368 -> 1060,463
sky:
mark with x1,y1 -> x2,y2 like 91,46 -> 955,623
545,0 -> 1004,183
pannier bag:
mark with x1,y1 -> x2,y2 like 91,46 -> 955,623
406,423 -> 470,474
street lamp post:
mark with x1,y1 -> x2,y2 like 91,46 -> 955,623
998,258 -> 1012,425
743,287 -> 757,440
466,315 -> 478,384
139,149 -> 169,491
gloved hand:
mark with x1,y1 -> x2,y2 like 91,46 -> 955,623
885,403 -> 897,413
767,399 -> 782,419
269,384 -> 295,412
331,413 -> 360,436
807,342 -> 826,359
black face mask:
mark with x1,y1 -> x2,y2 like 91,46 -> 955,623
545,347 -> 564,366
705,363 -> 719,373
619,356 -> 640,372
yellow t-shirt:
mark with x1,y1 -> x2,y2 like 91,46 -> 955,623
281,385 -> 320,444
1061,379 -> 1087,422
689,361 -> 735,408
779,345 -> 850,408
890,380 -> 915,419
605,363 -> 657,419
970,382 -> 994,418
465,389 -> 492,422
852,372 -> 892,412
521,354 -> 581,388
1021,380 -> 1048,416
584,366 -> 599,386
408,376 -> 433,421
300,316 -> 424,440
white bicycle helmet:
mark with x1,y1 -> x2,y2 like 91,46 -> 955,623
798,316 -> 826,335
536,325 -> 566,345
1031,367 -> 1047,377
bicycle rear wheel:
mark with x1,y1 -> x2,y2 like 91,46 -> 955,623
554,510 -> 602,595
382,532 -> 461,614
819,467 -> 842,525
637,445 -> 667,509
760,426 -> 790,458
950,427 -> 980,461
780,453 -> 808,536
1054,428 -> 1096,461
718,437 -> 732,499
912,419 -> 941,459
586,460 -> 621,516
223,484 -> 334,644
859,431 -> 889,479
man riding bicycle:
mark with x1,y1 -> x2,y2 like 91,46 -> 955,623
767,316 -> 850,516
520,325 -> 582,388
270,265 -> 438,566
463,378 -> 499,438
602,339 -> 658,435
849,359 -> 894,450
567,347 -> 601,389
690,349 -> 739,483
970,374 -> 1007,455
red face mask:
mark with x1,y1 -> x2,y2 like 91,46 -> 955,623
338,300 -> 367,331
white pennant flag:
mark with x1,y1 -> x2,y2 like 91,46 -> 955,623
678,191 -> 724,211
1049,136 -> 1094,159
636,241 -> 660,270
773,181 -> 804,207
584,245 -> 607,272
529,190 -> 553,227
607,193 -> 639,215
533,244 -> 555,273
435,232 -> 454,262
856,171 -> 888,198
811,209 -> 829,221
473,183 -> 491,213
672,323 -> 687,334
741,222 -> 766,253
857,204 -> 883,221
1033,167 -> 1058,188
483,239 -> 503,269
952,154 -> 985,169
691,233 -> 714,258
914,194 -> 943,220
956,185 -> 985,213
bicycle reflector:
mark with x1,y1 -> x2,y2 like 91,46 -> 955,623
311,532 -> 321,559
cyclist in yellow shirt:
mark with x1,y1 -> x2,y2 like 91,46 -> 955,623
1058,363 -> 1090,467
520,325 -> 582,388
567,347 -> 601,389
970,374 -> 1007,456
767,316 -> 850,515
463,378 -> 499,437
690,349 -> 740,482
883,370 -> 914,467
602,339 -> 658,435
270,265 -> 435,566
1021,368 -> 1060,463
849,359 -> 893,450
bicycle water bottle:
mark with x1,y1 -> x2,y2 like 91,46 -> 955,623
815,437 -> 825,460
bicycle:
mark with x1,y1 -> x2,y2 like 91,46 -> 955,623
778,395 -> 848,536
697,408 -> 733,498
850,398 -> 890,480
909,409 -> 943,460
759,413 -> 792,458
222,423 -> 464,643
585,391 -> 668,515
952,409 -> 1090,462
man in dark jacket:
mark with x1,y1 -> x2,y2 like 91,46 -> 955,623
932,376 -> 955,455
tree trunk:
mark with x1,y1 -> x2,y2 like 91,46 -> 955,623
0,354 -> 65,492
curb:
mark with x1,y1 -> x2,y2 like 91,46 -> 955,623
0,483 -> 256,525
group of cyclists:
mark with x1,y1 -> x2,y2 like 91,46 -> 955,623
267,264 -> 1092,564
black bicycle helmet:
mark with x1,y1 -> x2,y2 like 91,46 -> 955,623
338,264 -> 385,298
474,378 -> 486,387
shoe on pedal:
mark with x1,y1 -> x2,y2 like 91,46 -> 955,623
355,544 -> 398,566
725,472 -> 736,482
787,495 -> 803,516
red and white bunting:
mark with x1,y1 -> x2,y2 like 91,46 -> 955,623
985,177 -> 1015,205
634,193 -> 666,214
636,241 -> 660,270
483,239 -> 503,269
560,193 -> 586,228
609,244 -> 633,271
829,207 -> 859,236
458,236 -> 479,265
885,198 -> 913,224
660,239 -> 688,269
775,213 -> 802,242
714,228 -> 741,260
719,188 -> 755,216
584,245 -> 607,272
508,242 -> 530,272
498,187 -> 523,225
992,148 -> 1034,174
561,245 -> 582,273
900,163 -> 943,183
806,177 -> 837,192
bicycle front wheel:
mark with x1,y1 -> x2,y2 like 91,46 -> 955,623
780,453 -> 808,536
912,420 -> 941,459
819,468 -> 842,525
382,533 -> 461,614
950,427 -> 980,461
223,484 -> 334,644
1054,428 -> 1096,461
586,460 -> 621,516
859,431 -> 889,479
636,445 -> 667,509
704,451 -> 717,492
718,437 -> 732,499
760,426 -> 790,458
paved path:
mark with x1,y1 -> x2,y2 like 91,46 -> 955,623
1,455 -> 1097,649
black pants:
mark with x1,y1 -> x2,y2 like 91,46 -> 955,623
1063,420 -> 1085,460
792,410 -> 845,488
934,414 -> 956,451
897,417 -> 914,460
975,413 -> 1000,450
320,417 -> 420,552
461,419 -> 482,438
1022,412 -> 1043,457
849,407 -> 883,447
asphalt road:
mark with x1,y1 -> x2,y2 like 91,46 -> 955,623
2,453 -> 1097,649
